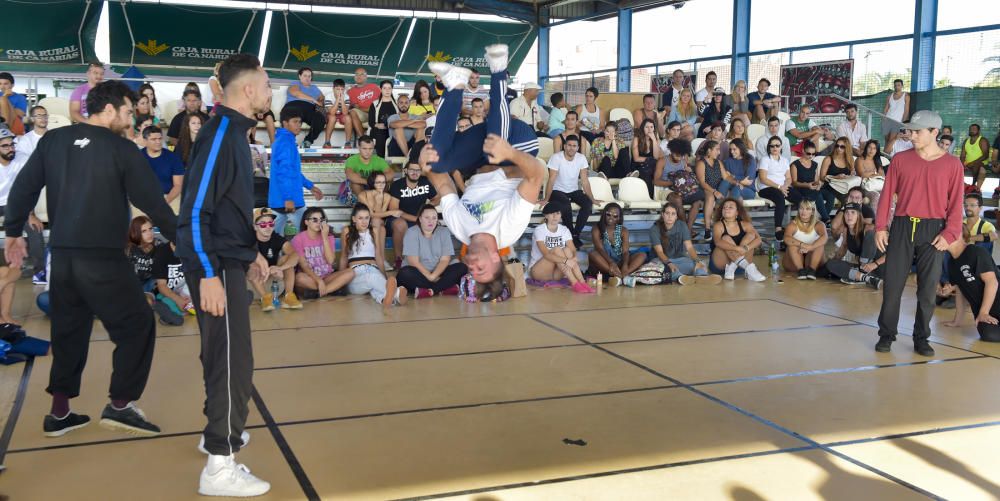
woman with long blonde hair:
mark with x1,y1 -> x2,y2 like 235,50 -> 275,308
782,199 -> 828,279
668,88 -> 698,131
729,80 -> 750,124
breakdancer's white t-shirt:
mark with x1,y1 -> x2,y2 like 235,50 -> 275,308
439,169 -> 535,249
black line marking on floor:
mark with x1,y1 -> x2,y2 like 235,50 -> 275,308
767,298 -> 1000,361
0,357 -> 33,470
527,315 -> 944,500
393,446 -> 820,501
251,386 -> 319,501
7,424 -> 270,455
254,322 -> 856,372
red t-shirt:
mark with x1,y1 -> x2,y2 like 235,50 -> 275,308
875,149 -> 964,243
347,84 -> 380,110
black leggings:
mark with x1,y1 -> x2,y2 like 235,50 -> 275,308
396,262 -> 468,293
281,100 -> 326,143
757,187 -> 802,236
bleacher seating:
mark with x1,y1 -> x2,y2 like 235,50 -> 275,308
47,115 -> 71,130
609,108 -> 632,126
617,177 -> 661,210
690,137 -> 705,153
588,177 -> 618,210
37,97 -> 69,119
746,123 -> 766,145
536,136 -> 554,163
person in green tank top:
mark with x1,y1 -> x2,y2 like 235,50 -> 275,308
784,104 -> 824,146
960,123 -> 991,190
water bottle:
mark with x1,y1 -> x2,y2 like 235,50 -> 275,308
271,281 -> 280,307
596,272 -> 603,294
769,241 -> 780,282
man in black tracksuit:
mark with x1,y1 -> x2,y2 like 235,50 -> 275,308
176,54 -> 272,496
4,81 -> 177,437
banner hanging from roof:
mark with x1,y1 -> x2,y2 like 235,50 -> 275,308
396,18 -> 535,77
0,0 -> 100,69
263,11 -> 408,77
108,2 -> 265,69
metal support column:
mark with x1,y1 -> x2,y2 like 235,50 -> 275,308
731,0 -> 751,87
617,8 -> 632,92
911,0 -> 937,92
537,25 -> 550,105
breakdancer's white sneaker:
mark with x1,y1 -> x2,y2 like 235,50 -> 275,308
199,454 -> 270,497
484,43 -> 509,74
429,62 -> 471,92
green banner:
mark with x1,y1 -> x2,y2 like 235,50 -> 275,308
108,2 -> 265,68
396,18 -> 535,77
263,11 -> 408,77
0,0 -> 100,68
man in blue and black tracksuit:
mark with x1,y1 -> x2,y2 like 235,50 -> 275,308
176,54 -> 272,496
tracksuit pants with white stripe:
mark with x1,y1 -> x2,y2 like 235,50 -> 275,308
430,69 -> 539,175
186,259 -> 253,456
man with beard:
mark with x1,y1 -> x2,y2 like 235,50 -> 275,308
4,81 -> 177,438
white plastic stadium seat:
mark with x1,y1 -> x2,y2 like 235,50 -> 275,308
746,123 -> 766,146
38,97 -> 70,119
741,197 -> 767,208
617,177 -> 661,210
162,100 -> 180,128
690,137 -> 705,153
536,137 -> 554,163
587,177 -> 618,211
608,108 -> 632,126
47,114 -> 71,130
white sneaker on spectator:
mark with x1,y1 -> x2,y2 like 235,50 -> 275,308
199,454 -> 270,497
745,263 -> 767,282
198,431 -> 250,455
724,262 -> 738,280
429,62 -> 470,92
484,44 -> 509,74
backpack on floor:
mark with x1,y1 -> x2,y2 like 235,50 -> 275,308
633,260 -> 667,285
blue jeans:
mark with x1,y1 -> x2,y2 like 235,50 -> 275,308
663,256 -> 708,281
430,70 -> 539,175
272,206 -> 306,236
717,180 -> 756,200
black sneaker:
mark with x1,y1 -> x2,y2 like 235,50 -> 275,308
875,336 -> 893,352
806,268 -> 817,280
99,403 -> 161,436
43,412 -> 90,437
797,269 -> 809,280
865,274 -> 884,290
914,340 -> 935,357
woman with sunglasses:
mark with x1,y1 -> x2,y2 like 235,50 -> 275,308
339,203 -> 407,309
756,135 -> 795,241
250,208 -> 302,310
790,140 -> 829,222
588,203 -> 646,286
291,207 -> 354,298
819,136 -> 859,210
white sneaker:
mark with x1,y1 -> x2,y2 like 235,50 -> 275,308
428,62 -> 470,92
745,263 -> 767,282
198,431 -> 250,455
484,43 -> 509,74
724,262 -> 738,280
199,454 -> 270,497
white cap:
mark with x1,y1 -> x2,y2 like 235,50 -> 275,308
521,82 -> 541,91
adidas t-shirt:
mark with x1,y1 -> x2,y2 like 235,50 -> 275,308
439,169 -> 534,248
529,223 -> 572,269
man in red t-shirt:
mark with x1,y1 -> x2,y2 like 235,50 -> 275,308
874,110 -> 964,357
346,67 -> 380,148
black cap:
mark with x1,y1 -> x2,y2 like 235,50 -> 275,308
542,202 -> 561,215
843,202 -> 863,212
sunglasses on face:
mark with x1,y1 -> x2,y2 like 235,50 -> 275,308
256,221 -> 275,228
307,217 -> 327,223
769,144 -> 781,148
803,152 -> 815,156
835,144 -> 846,149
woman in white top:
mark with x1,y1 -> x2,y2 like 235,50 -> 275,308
883,78 -> 910,144
782,200 -> 828,279
755,135 -> 793,240
575,86 -> 603,143
339,203 -> 406,309
208,62 -> 223,110
529,203 -> 594,293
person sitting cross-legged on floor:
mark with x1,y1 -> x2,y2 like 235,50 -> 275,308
782,200 -> 828,280
339,203 -> 407,309
396,204 -> 468,298
824,202 -> 885,290
650,204 -> 720,285
587,203 -> 646,287
291,207 -> 354,298
249,208 -> 302,311
529,203 -> 594,293
710,197 -> 766,281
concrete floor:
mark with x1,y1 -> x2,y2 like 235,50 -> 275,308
0,262 -> 998,500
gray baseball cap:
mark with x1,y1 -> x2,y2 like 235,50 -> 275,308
901,110 -> 942,131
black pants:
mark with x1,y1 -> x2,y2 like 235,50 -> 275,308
396,263 -> 468,293
282,101 -> 326,144
878,216 -> 944,341
186,260 -> 253,456
597,154 -> 630,179
791,187 -> 829,220
826,232 -> 884,279
48,250 -> 155,400
635,157 -> 657,198
549,190 -> 593,238
757,187 -> 803,236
